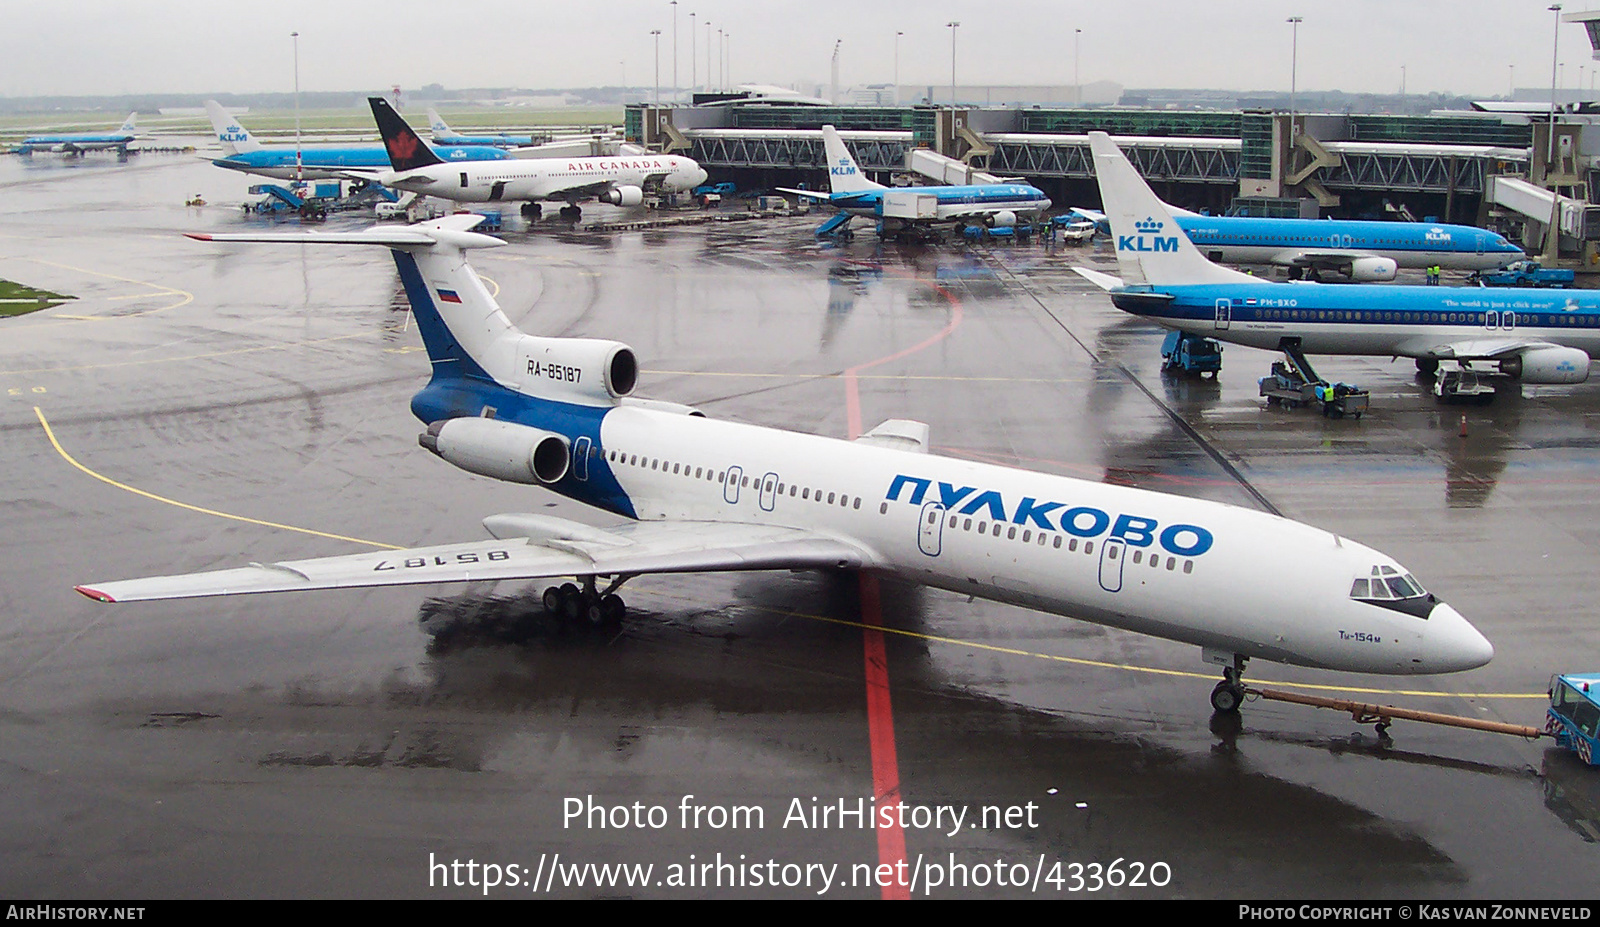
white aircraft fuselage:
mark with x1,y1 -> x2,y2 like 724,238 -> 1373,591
574,407 -> 1486,675
382,155 -> 708,205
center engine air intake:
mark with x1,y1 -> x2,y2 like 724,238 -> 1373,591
498,335 -> 638,405
419,418 -> 571,485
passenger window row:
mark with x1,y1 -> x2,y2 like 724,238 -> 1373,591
875,508 -> 1197,574
604,449 -> 862,509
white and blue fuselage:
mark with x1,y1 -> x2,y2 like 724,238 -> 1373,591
1175,215 -> 1524,273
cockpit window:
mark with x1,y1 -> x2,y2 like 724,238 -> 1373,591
1351,565 -> 1432,616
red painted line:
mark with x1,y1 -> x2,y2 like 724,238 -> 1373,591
841,277 -> 964,900
858,573 -> 909,900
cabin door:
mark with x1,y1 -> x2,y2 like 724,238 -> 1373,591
1098,538 -> 1126,592
917,502 -> 945,556
1214,298 -> 1232,331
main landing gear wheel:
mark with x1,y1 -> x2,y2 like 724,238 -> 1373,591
559,204 -> 582,220
521,202 -> 542,218
541,579 -> 628,629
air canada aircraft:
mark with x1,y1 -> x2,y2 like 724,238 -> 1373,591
1076,132 -> 1600,400
369,97 -> 706,219
780,125 -> 1051,234
75,215 -> 1493,713
204,100 -> 509,181
16,113 -> 138,155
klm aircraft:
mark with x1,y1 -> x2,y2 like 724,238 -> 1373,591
1176,214 -> 1524,281
427,109 -> 536,148
16,113 -> 138,155
781,125 -> 1051,234
1069,207 -> 1523,280
1077,133 -> 1597,400
204,100 -> 508,181
74,214 -> 1493,714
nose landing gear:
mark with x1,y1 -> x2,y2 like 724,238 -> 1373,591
1209,653 -> 1249,714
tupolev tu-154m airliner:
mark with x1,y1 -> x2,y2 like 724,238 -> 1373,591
74,215 -> 1492,713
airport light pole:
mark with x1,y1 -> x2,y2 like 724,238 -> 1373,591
690,12 -> 696,93
670,1 -> 678,102
1286,16 -> 1302,117
1074,28 -> 1082,106
1509,63 -> 1515,98
725,32 -> 731,90
947,21 -> 960,106
652,29 -> 662,104
706,22 -> 712,93
894,31 -> 902,105
291,30 -> 301,183
1550,3 -> 1563,174
717,28 -> 724,91
832,39 -> 842,104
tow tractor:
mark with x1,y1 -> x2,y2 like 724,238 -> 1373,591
1548,673 -> 1600,766
1257,340 -> 1368,418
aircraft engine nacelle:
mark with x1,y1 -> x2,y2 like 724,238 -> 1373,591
419,417 -> 571,485
1347,256 -> 1398,282
601,185 -> 644,207
503,334 -> 638,406
986,210 -> 1018,229
1499,345 -> 1590,384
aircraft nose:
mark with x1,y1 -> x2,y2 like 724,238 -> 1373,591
1427,601 -> 1494,672
690,166 -> 708,187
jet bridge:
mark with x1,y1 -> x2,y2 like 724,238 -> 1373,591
1485,175 -> 1600,258
903,147 -> 1019,186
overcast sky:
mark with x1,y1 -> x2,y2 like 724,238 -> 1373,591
5,1 -> 1599,100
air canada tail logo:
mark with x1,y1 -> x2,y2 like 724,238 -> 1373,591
1119,216 -> 1180,253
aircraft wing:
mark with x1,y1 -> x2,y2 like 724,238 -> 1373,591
76,518 -> 874,603
1416,337 -> 1563,360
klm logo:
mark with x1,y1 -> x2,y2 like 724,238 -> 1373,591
447,150 -> 469,159
220,126 -> 248,142
1118,216 -> 1180,253
1425,227 -> 1452,243
886,474 -> 1214,557
830,156 -> 857,178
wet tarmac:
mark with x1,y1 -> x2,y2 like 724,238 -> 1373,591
2,151 -> 1598,898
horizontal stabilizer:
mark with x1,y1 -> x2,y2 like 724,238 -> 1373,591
777,187 -> 833,201
1073,267 -> 1124,291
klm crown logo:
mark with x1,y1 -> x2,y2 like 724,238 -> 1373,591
1119,215 -> 1180,254
831,156 -> 857,177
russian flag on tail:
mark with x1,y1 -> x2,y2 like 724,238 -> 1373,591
437,288 -> 462,303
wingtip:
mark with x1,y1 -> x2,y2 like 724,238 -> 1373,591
184,233 -> 214,242
75,585 -> 116,603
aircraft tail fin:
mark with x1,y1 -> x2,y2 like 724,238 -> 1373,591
426,108 -> 452,138
191,215 -> 510,378
118,113 -> 137,134
368,97 -> 445,172
820,125 -> 885,195
205,100 -> 260,155
1088,132 -> 1254,287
